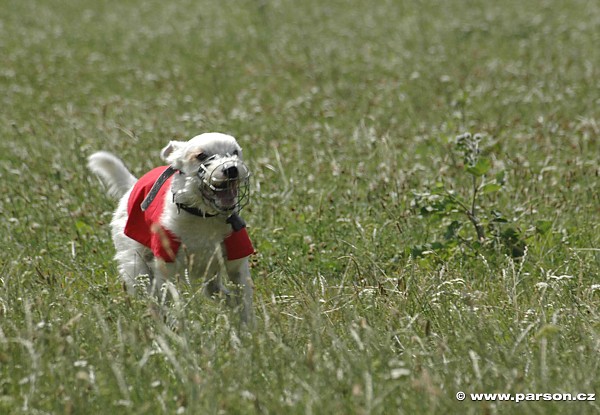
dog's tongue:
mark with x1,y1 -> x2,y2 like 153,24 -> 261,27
216,189 -> 238,209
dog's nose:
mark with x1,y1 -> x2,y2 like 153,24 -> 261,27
224,165 -> 239,179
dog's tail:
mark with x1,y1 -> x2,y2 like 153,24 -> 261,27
88,151 -> 137,199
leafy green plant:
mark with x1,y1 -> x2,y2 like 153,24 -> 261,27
411,133 -> 528,258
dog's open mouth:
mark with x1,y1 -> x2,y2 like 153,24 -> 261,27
212,183 -> 239,210
197,159 -> 250,213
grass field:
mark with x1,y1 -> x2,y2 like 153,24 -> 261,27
1,0 -> 599,413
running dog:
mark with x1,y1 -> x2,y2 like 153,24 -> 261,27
88,133 -> 254,323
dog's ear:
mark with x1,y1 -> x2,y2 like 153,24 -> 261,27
161,141 -> 185,168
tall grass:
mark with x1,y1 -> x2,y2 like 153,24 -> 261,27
1,0 -> 599,413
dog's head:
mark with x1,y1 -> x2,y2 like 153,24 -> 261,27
161,133 -> 250,215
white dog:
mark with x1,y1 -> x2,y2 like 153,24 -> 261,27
88,133 -> 255,324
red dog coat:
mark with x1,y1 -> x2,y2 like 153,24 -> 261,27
124,166 -> 254,262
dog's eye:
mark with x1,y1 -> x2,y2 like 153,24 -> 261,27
232,150 -> 239,156
196,153 -> 208,162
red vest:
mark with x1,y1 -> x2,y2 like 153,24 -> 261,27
124,166 -> 254,262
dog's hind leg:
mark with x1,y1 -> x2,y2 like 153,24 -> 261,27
115,247 -> 154,294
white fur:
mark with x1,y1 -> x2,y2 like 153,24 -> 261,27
88,133 -> 254,324
88,151 -> 137,199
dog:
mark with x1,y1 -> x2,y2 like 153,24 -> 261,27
88,133 -> 255,324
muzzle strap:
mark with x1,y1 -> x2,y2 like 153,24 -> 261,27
141,166 -> 177,211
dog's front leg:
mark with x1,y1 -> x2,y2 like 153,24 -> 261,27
226,258 -> 254,326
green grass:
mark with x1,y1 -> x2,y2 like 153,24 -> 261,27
1,0 -> 599,413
